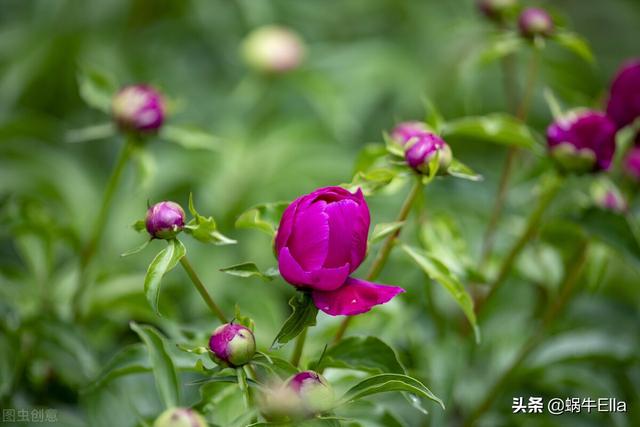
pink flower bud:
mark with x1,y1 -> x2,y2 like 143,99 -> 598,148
606,59 -> 640,130
208,323 -> 256,367
624,145 -> 640,182
145,201 -> 186,240
153,407 -> 208,427
404,132 -> 452,174
112,85 -> 165,133
286,371 -> 334,416
390,121 -> 430,146
242,26 -> 305,74
546,110 -> 617,173
518,8 -> 554,38
477,0 -> 518,22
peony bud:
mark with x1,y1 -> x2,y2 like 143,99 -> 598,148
286,371 -> 334,416
145,201 -> 186,240
404,132 -> 452,174
624,145 -> 640,182
242,26 -> 305,74
112,85 -> 165,133
598,190 -> 627,213
477,0 -> 517,22
153,407 -> 208,427
518,8 -> 554,39
208,323 -> 256,367
390,121 -> 430,146
606,59 -> 640,130
546,110 -> 617,173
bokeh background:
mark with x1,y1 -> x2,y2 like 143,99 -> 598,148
1,0 -> 639,426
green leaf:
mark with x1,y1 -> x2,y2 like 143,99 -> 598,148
120,239 -> 150,257
188,375 -> 260,387
251,352 -> 298,378
314,336 -> 405,374
442,114 -> 540,151
131,144 -> 157,190
370,221 -> 404,244
422,98 -> 444,134
84,344 -> 151,392
133,219 -> 146,232
77,67 -> 118,113
446,158 -> 482,181
161,124 -> 220,151
0,332 -> 19,399
130,322 -> 180,408
353,143 -> 388,173
576,208 -> 640,269
552,31 -> 595,64
346,167 -> 403,195
234,305 -> 256,331
235,201 -> 290,236
144,239 -> 186,314
220,262 -> 278,281
185,194 -> 236,245
65,123 -> 116,144
338,373 -> 444,411
478,32 -> 523,64
176,344 -> 209,355
271,292 -> 318,350
401,245 -> 480,343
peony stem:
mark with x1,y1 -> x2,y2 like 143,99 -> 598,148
179,256 -> 228,324
476,173 -> 563,317
72,138 -> 133,318
479,48 -> 541,266
464,240 -> 589,427
290,326 -> 308,367
332,177 -> 423,344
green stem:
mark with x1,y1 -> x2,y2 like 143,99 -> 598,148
72,139 -> 133,318
479,48 -> 541,266
464,241 -> 589,427
179,256 -> 228,323
332,177 -> 423,344
477,174 -> 563,317
237,367 -> 251,409
290,327 -> 308,367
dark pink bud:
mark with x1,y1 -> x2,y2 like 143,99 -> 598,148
404,132 -> 452,174
275,187 -> 404,316
624,145 -> 640,182
518,8 -> 554,38
390,121 -> 430,146
606,59 -> 640,130
208,323 -> 256,367
546,110 -> 617,173
286,371 -> 334,416
153,407 -> 208,427
599,190 -> 627,213
112,85 -> 165,133
477,0 -> 517,22
145,201 -> 186,240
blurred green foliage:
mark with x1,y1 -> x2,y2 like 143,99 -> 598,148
1,0 -> 640,426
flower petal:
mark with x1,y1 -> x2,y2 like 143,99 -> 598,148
287,200 -> 329,270
323,199 -> 368,270
311,277 -> 405,316
278,247 -> 350,291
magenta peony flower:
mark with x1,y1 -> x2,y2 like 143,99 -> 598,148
606,59 -> 640,130
624,145 -> 640,181
546,110 -> 617,173
518,8 -> 554,38
145,201 -> 186,239
208,323 -> 256,367
404,132 -> 452,174
112,85 -> 165,133
153,407 -> 208,427
242,26 -> 305,74
390,121 -> 430,146
275,186 -> 404,316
